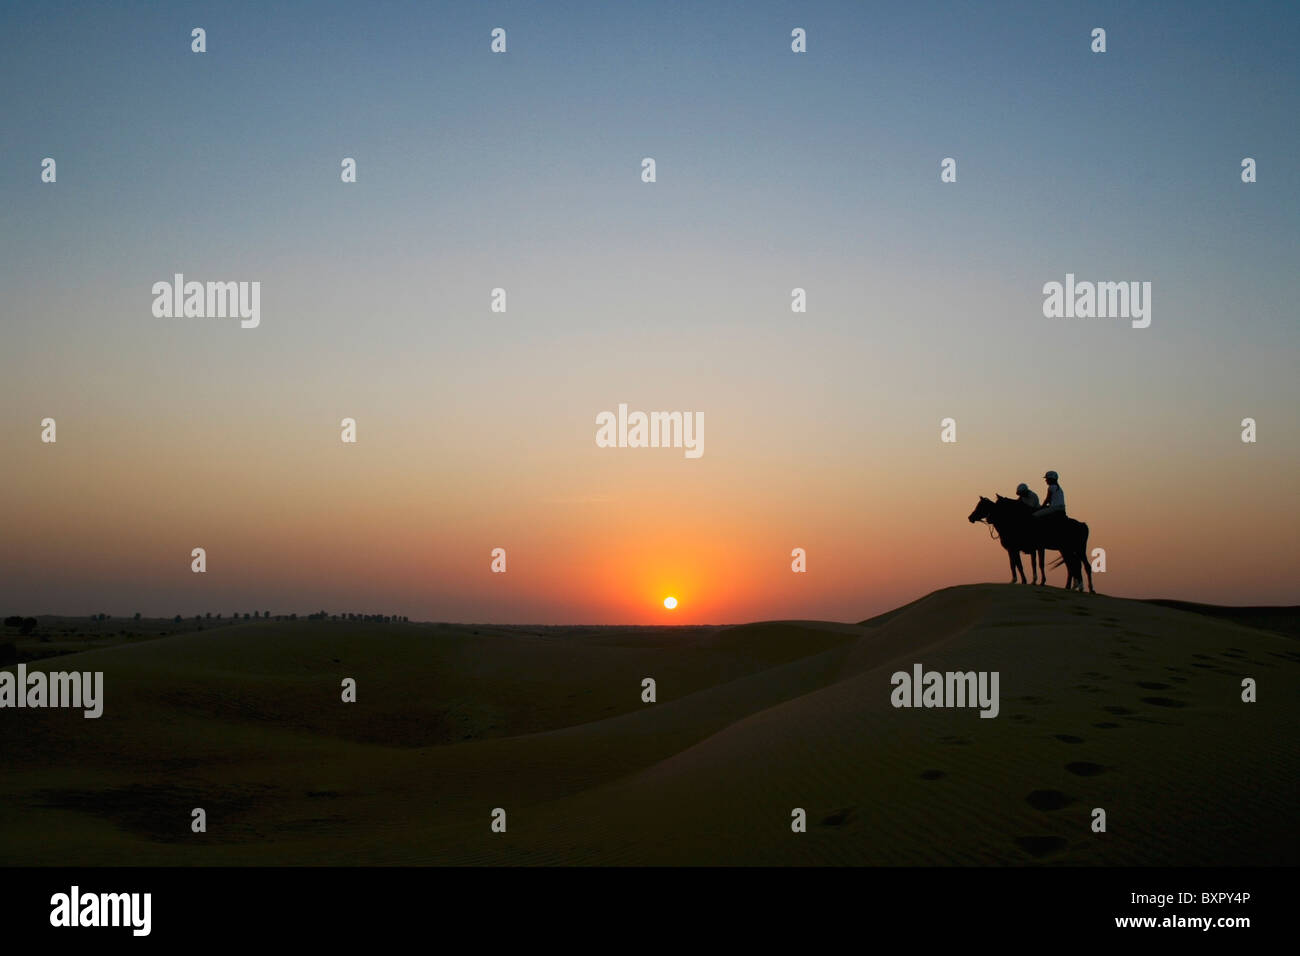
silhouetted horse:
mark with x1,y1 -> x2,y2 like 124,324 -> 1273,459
967,496 -> 1045,585
968,495 -> 1094,592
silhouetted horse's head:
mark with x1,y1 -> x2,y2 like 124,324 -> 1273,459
968,496 -> 995,523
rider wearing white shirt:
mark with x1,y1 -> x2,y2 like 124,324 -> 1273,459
1034,471 -> 1065,518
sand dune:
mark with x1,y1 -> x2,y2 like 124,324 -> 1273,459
2,585 -> 1296,865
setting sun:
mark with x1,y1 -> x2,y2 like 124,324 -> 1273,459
663,597 -> 677,610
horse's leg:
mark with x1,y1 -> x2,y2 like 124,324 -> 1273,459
1037,548 -> 1045,585
1010,549 -> 1026,584
1082,533 -> 1095,593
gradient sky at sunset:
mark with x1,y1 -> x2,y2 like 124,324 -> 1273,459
2,1 -> 1297,622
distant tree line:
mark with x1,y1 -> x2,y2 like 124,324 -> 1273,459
5,611 -> 412,634
161,611 -> 411,623
4,615 -> 39,635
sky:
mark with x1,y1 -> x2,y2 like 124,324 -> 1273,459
1,0 -> 1297,623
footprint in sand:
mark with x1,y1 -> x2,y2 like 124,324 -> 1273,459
1052,734 -> 1085,744
1136,681 -> 1172,690
1141,697 -> 1188,708
1092,722 -> 1121,729
820,808 -> 856,827
1065,761 -> 1106,776
920,770 -> 946,780
1008,713 -> 1035,723
1026,789 -> 1074,811
938,735 -> 971,746
1014,836 -> 1069,858
1084,671 -> 1112,680
1103,705 -> 1135,715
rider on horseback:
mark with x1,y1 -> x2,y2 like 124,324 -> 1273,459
1015,482 -> 1040,510
1033,470 -> 1065,520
